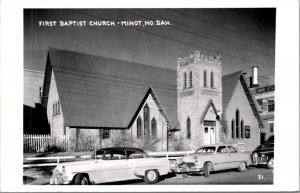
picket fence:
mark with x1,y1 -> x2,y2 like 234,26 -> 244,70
23,134 -> 69,153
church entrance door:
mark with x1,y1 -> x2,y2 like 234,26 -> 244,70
204,121 -> 216,145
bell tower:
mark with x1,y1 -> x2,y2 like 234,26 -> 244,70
177,51 -> 223,149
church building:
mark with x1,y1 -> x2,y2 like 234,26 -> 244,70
41,48 -> 264,152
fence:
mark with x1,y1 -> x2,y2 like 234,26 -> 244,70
23,134 -> 69,153
23,151 -> 194,168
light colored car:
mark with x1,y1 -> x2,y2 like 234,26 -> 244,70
171,144 -> 252,177
50,147 -> 170,185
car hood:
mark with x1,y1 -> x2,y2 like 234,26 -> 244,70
252,148 -> 274,154
181,153 -> 214,163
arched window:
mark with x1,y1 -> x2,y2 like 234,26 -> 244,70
57,101 -> 60,114
151,118 -> 157,139
137,116 -> 142,139
236,109 -> 240,138
187,117 -> 191,139
184,72 -> 187,89
189,71 -> 193,88
210,71 -> 214,88
231,119 -> 235,139
241,120 -> 244,139
203,70 -> 207,87
144,104 -> 150,137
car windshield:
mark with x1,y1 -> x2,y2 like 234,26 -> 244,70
195,146 -> 216,154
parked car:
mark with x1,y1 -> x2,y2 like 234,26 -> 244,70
251,141 -> 274,169
170,144 -> 252,177
50,147 -> 170,185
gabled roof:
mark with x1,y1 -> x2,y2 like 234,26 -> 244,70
46,48 -> 177,128
200,99 -> 218,124
222,71 -> 264,128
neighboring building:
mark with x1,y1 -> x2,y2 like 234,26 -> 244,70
40,48 -> 264,151
24,69 -> 49,134
251,85 -> 275,143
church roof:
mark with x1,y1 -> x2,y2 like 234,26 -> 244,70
46,48 -> 177,128
222,71 -> 243,112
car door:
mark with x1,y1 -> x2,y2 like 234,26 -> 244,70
213,146 -> 232,171
227,146 -> 244,168
101,149 -> 131,183
87,150 -> 105,184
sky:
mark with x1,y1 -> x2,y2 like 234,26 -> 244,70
24,8 -> 275,85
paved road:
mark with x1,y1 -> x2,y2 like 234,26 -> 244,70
23,166 -> 272,185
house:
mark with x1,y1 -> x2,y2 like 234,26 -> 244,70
40,48 -> 264,151
24,69 -> 49,134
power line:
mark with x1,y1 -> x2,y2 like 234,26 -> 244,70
69,9 -> 274,69
133,9 -> 274,58
171,9 -> 275,48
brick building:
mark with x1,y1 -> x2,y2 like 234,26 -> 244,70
251,85 -> 275,143
39,48 -> 264,151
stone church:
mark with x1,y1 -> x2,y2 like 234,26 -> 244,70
41,48 -> 263,152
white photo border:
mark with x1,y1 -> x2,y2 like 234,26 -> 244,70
0,0 -> 299,192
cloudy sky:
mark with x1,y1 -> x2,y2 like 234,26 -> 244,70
24,8 -> 275,84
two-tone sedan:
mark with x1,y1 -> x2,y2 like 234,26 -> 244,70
171,144 -> 252,177
50,147 -> 170,185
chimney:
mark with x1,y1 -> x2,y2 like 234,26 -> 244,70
251,66 -> 259,87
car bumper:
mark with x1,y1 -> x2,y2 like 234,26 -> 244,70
173,164 -> 202,173
49,170 -> 72,185
251,155 -> 269,165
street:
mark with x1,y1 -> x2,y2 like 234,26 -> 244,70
23,166 -> 273,185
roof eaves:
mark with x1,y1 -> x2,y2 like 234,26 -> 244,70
126,87 -> 150,128
240,74 -> 265,128
149,85 -> 174,129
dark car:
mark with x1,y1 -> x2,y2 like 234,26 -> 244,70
251,141 -> 274,169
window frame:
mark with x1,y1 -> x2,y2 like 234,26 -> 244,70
203,70 -> 207,87
143,104 -> 150,138
137,116 -> 142,139
151,117 -> 157,139
186,117 -> 191,139
210,71 -> 214,88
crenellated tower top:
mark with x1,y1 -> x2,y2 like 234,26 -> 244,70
177,51 -> 222,67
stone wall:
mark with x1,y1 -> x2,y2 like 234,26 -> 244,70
225,79 -> 261,151
47,70 -> 65,136
177,51 -> 222,150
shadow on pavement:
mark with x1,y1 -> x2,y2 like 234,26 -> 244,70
23,176 -> 36,184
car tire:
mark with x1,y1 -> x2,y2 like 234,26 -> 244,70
74,174 -> 90,185
266,158 -> 274,169
237,162 -> 246,172
203,162 -> 212,177
144,170 -> 159,184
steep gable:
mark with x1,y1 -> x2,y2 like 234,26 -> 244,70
223,71 -> 264,128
